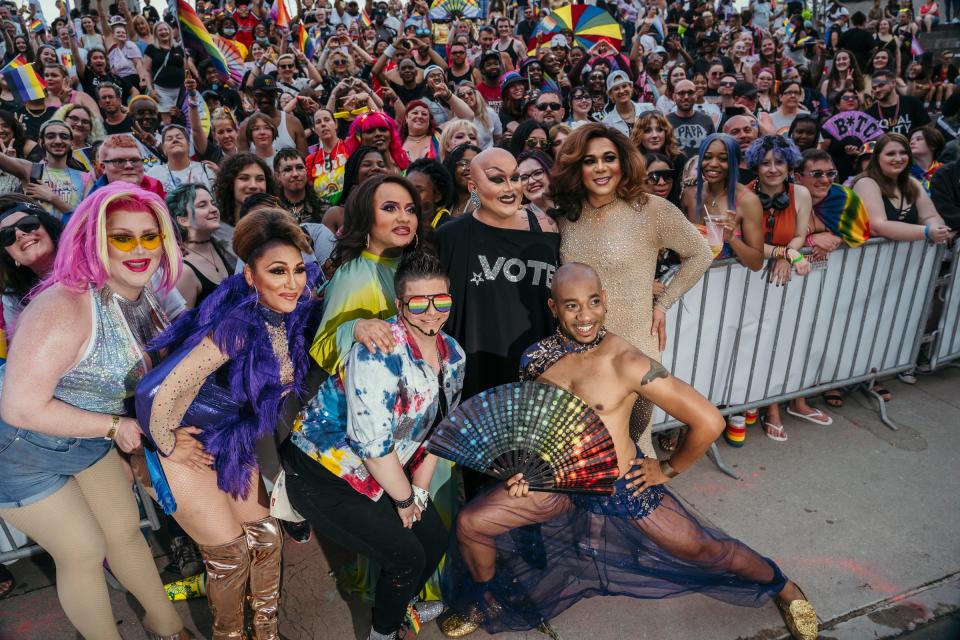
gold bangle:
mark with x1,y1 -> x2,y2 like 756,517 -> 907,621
105,415 -> 120,441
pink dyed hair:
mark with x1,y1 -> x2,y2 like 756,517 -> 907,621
345,111 -> 410,171
39,181 -> 182,295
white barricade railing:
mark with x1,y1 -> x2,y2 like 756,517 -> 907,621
929,242 -> 960,370
652,238 -> 944,440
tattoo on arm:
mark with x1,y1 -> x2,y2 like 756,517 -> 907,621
641,359 -> 669,386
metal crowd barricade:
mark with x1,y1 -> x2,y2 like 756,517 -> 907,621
0,477 -> 161,564
652,238 -> 944,478
928,241 -> 960,371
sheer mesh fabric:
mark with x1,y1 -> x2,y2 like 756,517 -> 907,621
0,451 -> 182,639
443,472 -> 786,633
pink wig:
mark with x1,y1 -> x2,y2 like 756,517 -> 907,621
345,111 -> 410,171
39,181 -> 182,295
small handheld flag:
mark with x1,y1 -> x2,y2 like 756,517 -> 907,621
911,36 -> 924,58
174,0 -> 231,83
0,55 -> 46,102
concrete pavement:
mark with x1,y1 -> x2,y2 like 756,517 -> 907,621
1,367 -> 959,639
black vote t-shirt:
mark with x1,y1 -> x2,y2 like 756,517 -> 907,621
436,213 -> 560,400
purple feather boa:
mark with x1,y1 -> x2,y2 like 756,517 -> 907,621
147,265 -> 321,498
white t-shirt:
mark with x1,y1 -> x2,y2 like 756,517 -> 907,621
146,161 -> 215,192
57,46 -> 88,79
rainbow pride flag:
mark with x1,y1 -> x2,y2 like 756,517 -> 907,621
175,0 -> 231,83
360,10 -> 372,28
269,0 -> 291,27
813,184 -> 871,247
298,24 -> 315,59
1,55 -> 45,102
911,36 -> 924,58
27,18 -> 44,33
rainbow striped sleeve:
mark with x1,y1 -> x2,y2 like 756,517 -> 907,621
813,184 -> 871,248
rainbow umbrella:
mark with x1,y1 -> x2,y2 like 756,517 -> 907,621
428,0 -> 481,20
530,4 -> 622,53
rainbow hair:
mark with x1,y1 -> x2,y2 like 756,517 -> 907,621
39,181 -> 182,295
345,111 -> 410,171
695,133 -> 741,218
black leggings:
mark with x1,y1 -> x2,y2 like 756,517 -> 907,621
280,441 -> 448,634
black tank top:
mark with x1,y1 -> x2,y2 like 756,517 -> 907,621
883,195 -> 919,225
185,261 -> 220,306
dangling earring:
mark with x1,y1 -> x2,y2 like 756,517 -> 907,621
366,233 -> 371,248
469,190 -> 481,210
14,260 -> 20,267
412,233 -> 419,249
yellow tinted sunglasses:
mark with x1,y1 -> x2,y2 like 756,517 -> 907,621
107,233 -> 164,252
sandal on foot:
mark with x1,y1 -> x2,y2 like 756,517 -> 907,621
775,585 -> 818,640
872,383 -> 892,401
785,407 -> 833,426
763,419 -> 788,442
823,390 -> 844,408
0,564 -> 14,599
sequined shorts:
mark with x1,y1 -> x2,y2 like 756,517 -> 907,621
571,446 -> 665,520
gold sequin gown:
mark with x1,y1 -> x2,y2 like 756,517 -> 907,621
559,195 -> 713,456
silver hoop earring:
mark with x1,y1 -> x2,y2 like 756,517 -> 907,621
469,190 -> 481,209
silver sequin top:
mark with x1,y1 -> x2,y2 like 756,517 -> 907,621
52,286 -> 167,414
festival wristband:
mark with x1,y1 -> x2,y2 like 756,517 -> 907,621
924,225 -> 930,241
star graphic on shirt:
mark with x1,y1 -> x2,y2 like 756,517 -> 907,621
471,272 -> 485,286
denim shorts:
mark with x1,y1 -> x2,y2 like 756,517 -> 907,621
0,419 -> 112,508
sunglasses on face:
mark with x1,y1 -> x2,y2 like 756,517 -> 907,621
107,232 -> 164,252
573,93 -> 590,101
0,215 -> 41,247
279,63 -> 296,69
720,80 -> 736,87
801,169 -> 838,180
403,293 -> 453,314
841,94 -> 857,101
646,170 -> 676,184
526,138 -> 551,150
537,101 -> 562,111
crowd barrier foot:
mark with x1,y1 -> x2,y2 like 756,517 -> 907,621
858,379 -> 899,432
706,442 -> 739,479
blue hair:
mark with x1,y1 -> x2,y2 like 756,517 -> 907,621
744,135 -> 804,170
695,133 -> 740,218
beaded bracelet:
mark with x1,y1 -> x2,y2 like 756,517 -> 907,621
392,492 -> 415,509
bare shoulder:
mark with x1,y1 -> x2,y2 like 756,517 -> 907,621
18,285 -> 89,332
606,334 -> 670,386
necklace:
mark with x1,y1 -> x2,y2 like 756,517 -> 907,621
25,103 -> 45,117
187,240 -> 221,273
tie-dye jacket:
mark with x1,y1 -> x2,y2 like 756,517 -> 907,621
291,317 -> 465,500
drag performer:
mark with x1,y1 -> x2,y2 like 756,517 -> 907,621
136,209 -> 319,640
438,264 -> 818,640
0,182 -> 188,640
549,124 -> 712,457
282,252 -> 464,640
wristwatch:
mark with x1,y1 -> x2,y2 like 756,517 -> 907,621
105,415 -> 121,441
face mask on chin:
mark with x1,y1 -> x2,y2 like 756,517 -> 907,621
222,27 -> 236,36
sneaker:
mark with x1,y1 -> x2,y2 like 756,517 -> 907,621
897,371 -> 917,385
170,535 -> 204,578
281,519 -> 313,544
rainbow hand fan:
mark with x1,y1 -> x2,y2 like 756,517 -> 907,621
427,382 -> 619,494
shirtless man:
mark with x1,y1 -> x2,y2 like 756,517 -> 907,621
439,263 -> 817,640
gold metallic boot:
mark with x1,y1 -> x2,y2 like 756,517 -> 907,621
242,516 -> 283,640
199,535 -> 251,640
776,585 -> 819,640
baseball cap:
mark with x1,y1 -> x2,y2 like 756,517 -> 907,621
550,34 -> 569,49
733,81 -> 758,98
253,75 -> 281,92
480,51 -> 501,65
606,70 -> 631,93
108,15 -> 126,26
